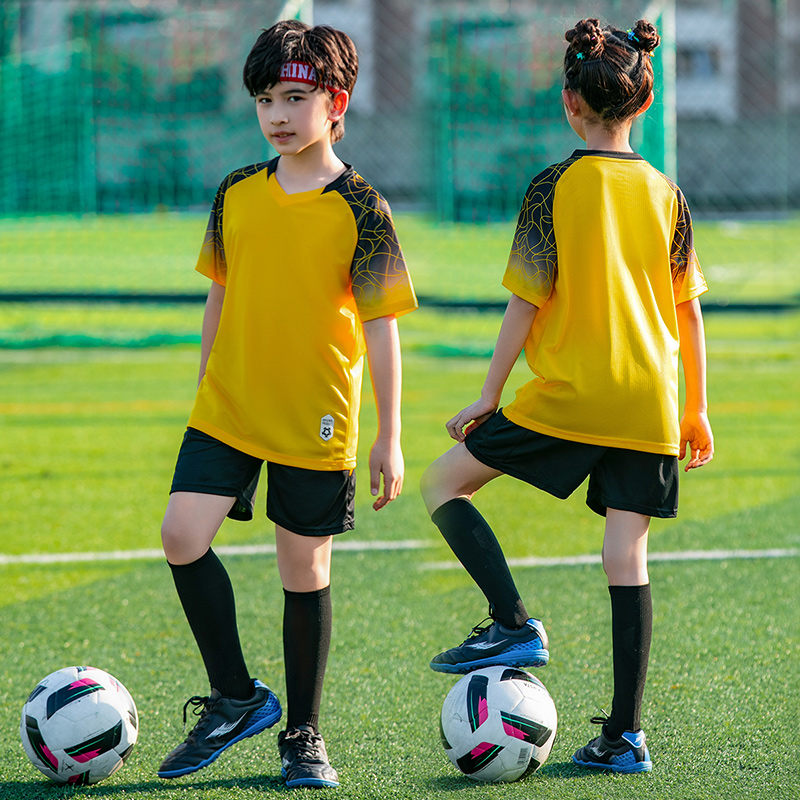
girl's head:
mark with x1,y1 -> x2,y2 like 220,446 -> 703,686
563,19 -> 660,125
243,20 -> 358,143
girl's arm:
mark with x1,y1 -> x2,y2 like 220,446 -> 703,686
447,293 -> 539,442
362,314 -> 403,510
676,296 -> 714,471
198,280 -> 225,387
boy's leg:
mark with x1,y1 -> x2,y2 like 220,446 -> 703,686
158,492 -> 282,779
276,525 -> 333,731
162,492 -> 252,700
421,443 -> 529,628
276,526 -> 339,788
602,508 -> 652,738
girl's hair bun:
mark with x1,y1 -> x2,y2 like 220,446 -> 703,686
565,18 -> 605,60
628,19 -> 661,55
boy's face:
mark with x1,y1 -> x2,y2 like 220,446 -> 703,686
255,82 -> 348,157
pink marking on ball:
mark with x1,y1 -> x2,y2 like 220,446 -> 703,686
470,741 -> 495,758
502,721 -> 527,740
72,749 -> 101,763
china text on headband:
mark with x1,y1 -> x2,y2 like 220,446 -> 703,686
279,61 -> 340,92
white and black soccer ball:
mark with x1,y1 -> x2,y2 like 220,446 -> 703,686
20,666 -> 138,785
440,666 -> 557,783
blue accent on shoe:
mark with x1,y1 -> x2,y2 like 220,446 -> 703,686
572,721 -> 652,774
282,769 -> 341,789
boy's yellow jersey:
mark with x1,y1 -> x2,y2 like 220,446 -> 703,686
502,151 -> 707,456
188,159 -> 417,470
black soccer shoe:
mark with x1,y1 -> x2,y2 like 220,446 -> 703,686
572,717 -> 652,774
157,679 -> 282,779
429,616 -> 549,674
279,725 -> 340,789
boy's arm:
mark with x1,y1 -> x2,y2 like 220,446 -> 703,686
676,296 -> 714,471
362,314 -> 403,511
198,280 -> 225,386
447,294 -> 538,442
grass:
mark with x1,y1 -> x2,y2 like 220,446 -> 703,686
0,211 -> 798,796
1,303 -> 799,798
1,211 -> 799,302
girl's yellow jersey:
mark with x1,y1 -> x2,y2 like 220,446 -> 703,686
502,151 -> 707,456
188,159 -> 417,470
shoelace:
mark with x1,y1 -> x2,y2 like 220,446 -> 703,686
461,606 -> 499,643
284,728 -> 325,763
181,695 -> 214,736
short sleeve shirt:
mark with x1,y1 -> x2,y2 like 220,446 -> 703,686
188,159 -> 417,470
502,151 -> 707,456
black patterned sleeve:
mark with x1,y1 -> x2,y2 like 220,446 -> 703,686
195,180 -> 228,285
670,186 -> 708,303
502,162 -> 570,306
341,175 -> 417,321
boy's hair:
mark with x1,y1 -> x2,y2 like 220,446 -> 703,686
243,20 -> 358,143
563,19 -> 660,124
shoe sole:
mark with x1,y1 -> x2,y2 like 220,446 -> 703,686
157,693 -> 282,779
572,755 -> 652,774
282,768 -> 340,788
429,649 -> 549,674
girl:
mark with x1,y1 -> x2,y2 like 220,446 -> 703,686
421,18 -> 713,774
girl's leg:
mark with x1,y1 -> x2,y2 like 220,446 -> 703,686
161,492 -> 253,700
601,509 -> 652,737
420,443 -> 529,628
276,527 -> 333,731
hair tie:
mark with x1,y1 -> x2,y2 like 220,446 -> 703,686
576,52 -> 585,60
626,29 -> 640,43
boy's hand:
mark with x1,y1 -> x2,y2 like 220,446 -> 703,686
446,397 -> 498,442
369,436 -> 404,510
679,410 -> 714,471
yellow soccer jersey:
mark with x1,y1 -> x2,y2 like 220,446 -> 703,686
188,159 -> 417,470
502,150 -> 707,456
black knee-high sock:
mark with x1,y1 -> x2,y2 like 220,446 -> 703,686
168,549 -> 253,700
431,497 -> 529,628
283,586 -> 331,732
606,584 -> 653,738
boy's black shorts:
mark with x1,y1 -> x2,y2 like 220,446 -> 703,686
465,410 -> 679,519
170,428 -> 355,535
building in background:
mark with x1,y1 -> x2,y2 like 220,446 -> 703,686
0,0 -> 797,216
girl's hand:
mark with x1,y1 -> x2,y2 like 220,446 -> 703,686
679,410 -> 714,471
446,398 -> 498,442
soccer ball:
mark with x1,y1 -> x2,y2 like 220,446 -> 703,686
439,666 -> 557,783
20,666 -> 138,785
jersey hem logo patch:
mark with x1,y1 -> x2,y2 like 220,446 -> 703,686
319,415 -> 335,442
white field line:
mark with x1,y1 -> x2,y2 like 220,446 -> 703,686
423,547 -> 800,571
3,543 -> 798,569
0,539 -> 432,566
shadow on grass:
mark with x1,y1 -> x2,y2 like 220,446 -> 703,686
422,759 -> 604,791
0,773 -> 286,798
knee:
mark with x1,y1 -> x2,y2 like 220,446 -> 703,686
601,549 -> 649,586
161,514 -> 196,564
420,462 -> 447,516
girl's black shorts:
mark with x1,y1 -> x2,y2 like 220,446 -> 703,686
170,427 -> 355,536
465,410 -> 679,519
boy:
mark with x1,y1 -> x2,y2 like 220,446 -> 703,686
157,20 -> 417,789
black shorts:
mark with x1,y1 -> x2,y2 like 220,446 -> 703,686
465,411 -> 679,518
170,428 -> 355,535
